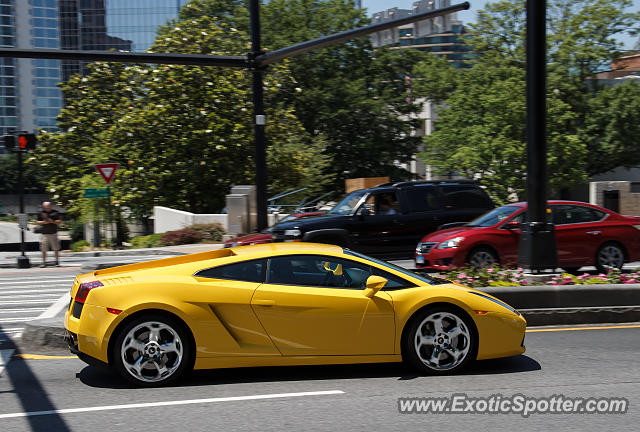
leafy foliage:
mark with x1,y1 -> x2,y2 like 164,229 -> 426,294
188,223 -> 226,242
414,0 -> 640,203
160,228 -> 202,245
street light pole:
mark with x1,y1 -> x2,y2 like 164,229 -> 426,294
16,145 -> 30,268
249,0 -> 268,231
518,0 -> 557,271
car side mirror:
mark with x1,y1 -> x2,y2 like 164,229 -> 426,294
505,220 -> 521,230
363,275 -> 387,298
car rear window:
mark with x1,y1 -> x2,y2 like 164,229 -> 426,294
442,185 -> 493,209
195,259 -> 267,283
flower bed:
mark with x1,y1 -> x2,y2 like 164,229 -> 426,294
440,266 -> 639,288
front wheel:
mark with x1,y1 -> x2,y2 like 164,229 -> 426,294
466,247 -> 498,269
112,314 -> 193,387
595,243 -> 625,273
403,306 -> 477,374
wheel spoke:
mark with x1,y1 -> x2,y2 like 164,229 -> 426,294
123,338 -> 145,353
161,340 -> 180,354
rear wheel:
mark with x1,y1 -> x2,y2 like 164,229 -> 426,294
112,314 -> 193,387
403,306 -> 477,374
466,247 -> 498,269
595,242 -> 625,273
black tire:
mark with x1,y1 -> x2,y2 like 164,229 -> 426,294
595,242 -> 625,273
561,267 -> 582,275
112,314 -> 193,387
403,305 -> 477,375
466,247 -> 498,269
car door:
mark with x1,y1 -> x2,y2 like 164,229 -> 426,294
251,254 -> 395,356
551,204 -> 607,266
193,258 -> 280,356
347,191 -> 407,255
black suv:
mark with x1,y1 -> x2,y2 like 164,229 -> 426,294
271,180 -> 494,258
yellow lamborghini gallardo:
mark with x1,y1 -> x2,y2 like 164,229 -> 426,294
64,243 -> 526,386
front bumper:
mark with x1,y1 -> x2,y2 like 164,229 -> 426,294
415,248 -> 465,271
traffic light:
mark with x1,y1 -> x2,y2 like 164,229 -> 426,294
18,133 -> 37,150
2,133 -> 37,150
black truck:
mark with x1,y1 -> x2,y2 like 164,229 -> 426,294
271,180 -> 494,258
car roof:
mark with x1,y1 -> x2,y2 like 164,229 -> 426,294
229,242 -> 343,255
508,200 -> 609,209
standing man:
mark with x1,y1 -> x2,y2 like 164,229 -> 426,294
37,201 -> 61,267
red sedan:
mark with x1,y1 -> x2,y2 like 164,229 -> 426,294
415,201 -> 640,273
223,212 -> 325,247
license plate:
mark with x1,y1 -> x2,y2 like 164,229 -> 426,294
416,255 -> 424,264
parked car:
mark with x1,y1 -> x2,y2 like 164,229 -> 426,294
271,180 -> 494,258
415,200 -> 640,273
65,242 -> 525,386
223,212 -> 325,247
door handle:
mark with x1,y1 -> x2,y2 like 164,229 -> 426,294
587,231 -> 601,236
254,299 -> 275,306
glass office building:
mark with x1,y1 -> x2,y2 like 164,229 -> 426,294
4,0 -> 188,146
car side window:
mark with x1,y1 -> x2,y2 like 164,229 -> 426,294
552,205 -> 606,225
362,192 -> 399,216
195,259 -> 267,283
268,255 -> 402,290
405,185 -> 443,213
442,185 -> 493,209
371,267 -> 416,289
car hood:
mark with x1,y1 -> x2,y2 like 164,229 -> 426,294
422,226 -> 487,242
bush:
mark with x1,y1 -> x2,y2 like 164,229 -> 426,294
160,228 -> 202,246
71,240 -> 90,252
129,233 -> 164,249
187,223 -> 225,242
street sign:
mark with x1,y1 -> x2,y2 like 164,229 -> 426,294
84,188 -> 110,198
17,213 -> 28,230
94,163 -> 119,185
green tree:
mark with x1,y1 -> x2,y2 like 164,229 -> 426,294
178,0 -> 430,187
34,17 -> 330,220
417,0 -> 640,202
0,153 -> 47,195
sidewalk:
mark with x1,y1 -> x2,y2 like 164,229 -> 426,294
0,243 -> 225,269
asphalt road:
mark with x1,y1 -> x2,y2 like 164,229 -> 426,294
0,268 -> 76,345
0,324 -> 638,431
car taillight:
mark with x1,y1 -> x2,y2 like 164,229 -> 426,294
75,280 -> 103,304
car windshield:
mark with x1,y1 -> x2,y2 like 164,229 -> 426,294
328,190 -> 367,215
466,205 -> 521,227
344,250 -> 450,286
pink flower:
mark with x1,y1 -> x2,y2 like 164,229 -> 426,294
487,268 -> 494,273
488,279 -> 495,283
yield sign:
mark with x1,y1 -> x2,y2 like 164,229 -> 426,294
95,163 -> 120,185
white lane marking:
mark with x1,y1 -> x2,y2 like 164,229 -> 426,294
0,299 -> 61,305
0,349 -> 15,377
0,327 -> 24,332
0,280 -> 74,285
36,294 -> 69,319
0,318 -> 37,323
0,290 -> 68,297
0,308 -> 48,313
0,390 -> 345,419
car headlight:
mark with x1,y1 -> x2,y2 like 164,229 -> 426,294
284,229 -> 302,237
437,236 -> 465,249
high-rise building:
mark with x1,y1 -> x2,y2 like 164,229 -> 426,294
371,0 -> 471,68
2,0 -> 188,154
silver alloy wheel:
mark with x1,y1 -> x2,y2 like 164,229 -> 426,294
414,311 -> 471,371
469,249 -> 497,268
597,244 -> 624,270
120,321 -> 184,383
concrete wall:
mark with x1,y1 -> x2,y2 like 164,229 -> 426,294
590,181 -> 640,216
153,206 -> 284,235
153,206 -> 228,233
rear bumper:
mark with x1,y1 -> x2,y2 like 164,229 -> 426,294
64,304 -> 120,364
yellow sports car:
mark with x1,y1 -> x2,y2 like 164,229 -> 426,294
64,243 -> 526,386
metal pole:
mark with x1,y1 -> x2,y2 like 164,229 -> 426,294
518,0 -> 557,271
249,0 -> 268,231
16,148 -> 30,268
107,186 -> 114,249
